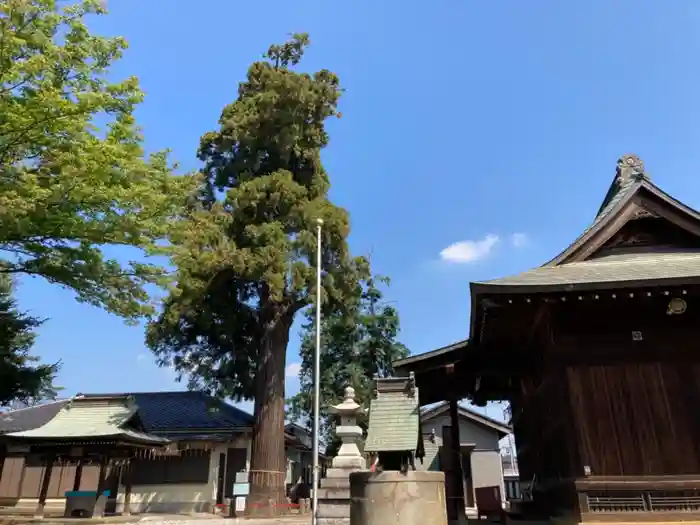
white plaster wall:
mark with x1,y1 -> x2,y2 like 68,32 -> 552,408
420,413 -> 506,504
471,450 -> 505,493
421,414 -> 501,450
113,436 -> 310,515
115,442 -> 242,514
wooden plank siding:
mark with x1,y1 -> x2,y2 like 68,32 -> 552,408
0,457 -> 102,502
568,363 -> 700,477
549,295 -> 700,480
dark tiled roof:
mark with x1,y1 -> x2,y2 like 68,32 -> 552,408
0,400 -> 69,434
79,391 -> 253,432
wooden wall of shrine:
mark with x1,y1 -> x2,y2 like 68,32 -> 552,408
510,291 -> 700,491
0,455 -> 108,503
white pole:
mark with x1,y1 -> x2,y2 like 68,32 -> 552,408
311,218 -> 323,525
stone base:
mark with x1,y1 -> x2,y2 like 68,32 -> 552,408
317,467 -> 364,524
349,470 -> 448,525
318,499 -> 350,520
331,455 -> 366,470
325,467 -> 364,479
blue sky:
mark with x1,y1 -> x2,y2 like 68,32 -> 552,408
14,0 -> 700,420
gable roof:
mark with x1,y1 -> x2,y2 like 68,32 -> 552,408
420,402 -> 511,438
472,154 -> 700,294
79,391 -> 253,434
0,399 -> 69,434
5,397 -> 168,446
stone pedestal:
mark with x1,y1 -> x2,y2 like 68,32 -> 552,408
349,471 -> 448,525
317,386 -> 366,525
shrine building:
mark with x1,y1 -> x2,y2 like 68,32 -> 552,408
395,154 -> 700,523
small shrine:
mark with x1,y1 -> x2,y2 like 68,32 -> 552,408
349,373 -> 448,525
316,385 -> 366,525
364,373 -> 424,471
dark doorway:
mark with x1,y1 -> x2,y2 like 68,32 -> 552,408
224,448 -> 247,499
216,453 -> 226,504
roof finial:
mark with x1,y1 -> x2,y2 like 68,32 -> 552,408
616,154 -> 646,182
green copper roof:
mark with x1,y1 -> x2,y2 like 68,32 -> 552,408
364,376 -> 421,453
6,397 -> 169,445
474,251 -> 700,291
475,154 -> 700,291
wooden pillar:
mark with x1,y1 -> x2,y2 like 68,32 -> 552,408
94,455 -> 109,517
0,443 -> 6,481
122,459 -> 133,516
35,453 -> 55,518
446,363 -> 466,522
449,397 -> 467,520
72,458 -> 84,491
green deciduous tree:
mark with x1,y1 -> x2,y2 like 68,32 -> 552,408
0,275 -> 60,407
0,0 -> 195,321
287,276 -> 409,457
146,34 -> 368,516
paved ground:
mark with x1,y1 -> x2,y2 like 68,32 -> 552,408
130,514 -> 311,524
0,515 -> 312,525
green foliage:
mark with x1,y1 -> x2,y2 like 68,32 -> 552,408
0,275 -> 60,407
287,276 -> 409,457
0,0 -> 195,322
146,34 -> 368,512
147,33 -> 368,395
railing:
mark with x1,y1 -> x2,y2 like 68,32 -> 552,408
588,493 -> 646,512
586,491 -> 700,513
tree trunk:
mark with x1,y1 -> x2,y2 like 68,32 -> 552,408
246,309 -> 293,517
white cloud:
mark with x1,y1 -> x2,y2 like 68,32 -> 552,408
511,233 -> 528,248
285,362 -> 302,378
440,234 -> 500,263
136,353 -> 146,362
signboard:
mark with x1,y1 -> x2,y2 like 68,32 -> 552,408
235,472 -> 248,483
233,483 -> 250,496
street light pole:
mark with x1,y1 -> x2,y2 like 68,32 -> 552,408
311,217 -> 323,525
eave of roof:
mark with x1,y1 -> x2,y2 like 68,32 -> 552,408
4,398 -> 169,446
0,400 -> 69,434
471,250 -> 700,293
393,340 -> 468,373
469,155 -> 700,344
420,401 -> 512,438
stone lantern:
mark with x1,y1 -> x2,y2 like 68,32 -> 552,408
316,385 -> 366,525
327,386 -> 365,473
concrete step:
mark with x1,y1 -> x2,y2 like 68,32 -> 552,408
319,477 -> 351,489
317,500 -> 350,519
317,487 -> 350,500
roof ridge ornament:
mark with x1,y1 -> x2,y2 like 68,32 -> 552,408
617,154 -> 647,183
